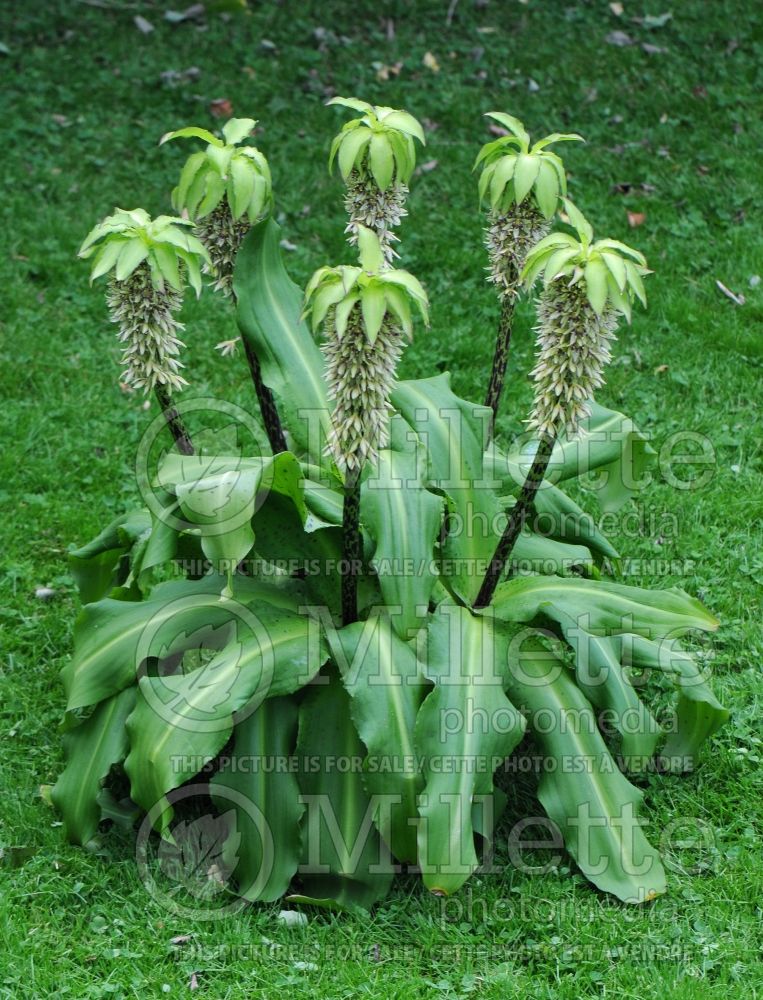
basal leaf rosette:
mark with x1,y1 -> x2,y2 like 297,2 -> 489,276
303,226 -> 429,475
161,118 -> 273,293
78,209 -> 209,393
521,199 -> 650,437
328,97 -> 426,261
475,113 -> 584,298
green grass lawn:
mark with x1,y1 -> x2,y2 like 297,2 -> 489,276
2,0 -> 762,996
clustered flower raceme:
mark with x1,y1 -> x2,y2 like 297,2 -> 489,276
475,112 -> 583,299
161,117 -> 272,294
303,226 -> 429,476
78,209 -> 208,393
328,98 -> 425,262
521,199 -> 649,438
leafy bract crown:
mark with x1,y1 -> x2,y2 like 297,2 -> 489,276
160,118 -> 272,223
328,97 -> 425,190
475,112 -> 583,219
303,226 -> 429,343
522,199 -> 649,320
78,208 -> 209,296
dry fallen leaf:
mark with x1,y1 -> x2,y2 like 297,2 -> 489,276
627,211 -> 646,227
417,159 -> 439,173
423,51 -> 440,72
715,280 -> 745,306
375,61 -> 402,82
170,934 -> 194,946
606,30 -> 634,46
134,15 -> 154,34
189,972 -> 199,990
654,364 -> 669,374
609,1 -> 624,14
210,98 -> 233,118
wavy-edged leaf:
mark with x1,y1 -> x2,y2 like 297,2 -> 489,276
327,613 -> 427,863
234,219 -> 331,456
69,509 -> 151,603
392,374 -> 500,605
623,635 -> 729,771
361,436 -> 443,638
506,401 -> 656,512
61,575 -> 306,714
125,603 -> 327,832
290,665 -> 394,912
416,605 -> 525,894
52,687 -> 136,845
491,574 -> 719,640
502,631 -> 666,903
210,695 -> 304,901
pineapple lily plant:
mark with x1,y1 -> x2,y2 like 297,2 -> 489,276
475,112 -> 582,433
53,105 -> 728,915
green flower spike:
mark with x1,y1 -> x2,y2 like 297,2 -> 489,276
475,113 -> 583,298
328,97 -> 425,262
521,198 -> 650,438
304,225 -> 429,475
79,209 -> 208,394
161,118 -> 273,293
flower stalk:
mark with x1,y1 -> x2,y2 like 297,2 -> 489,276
476,199 -> 649,606
162,118 -> 288,451
474,113 -> 583,435
304,224 -> 429,623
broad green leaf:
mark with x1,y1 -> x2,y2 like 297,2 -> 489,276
172,152 -> 207,210
357,225 -> 384,274
505,401 -> 656,512
61,575 -> 306,713
69,509 -> 151,603
369,133 -> 394,190
234,219 -> 331,456
197,171 -> 226,217
327,613 -> 427,863
89,238 -> 126,281
337,128 -> 372,179
52,687 -> 136,846
392,374 -> 501,605
513,153 -> 541,203
623,635 -> 729,771
290,665 -> 394,912
491,574 -> 719,640
557,621 -> 661,766
152,242 -> 182,291
533,159 -> 560,219
416,605 -> 525,894
222,117 -> 256,145
211,696 -> 303,901
361,436 -> 443,638
531,132 -> 584,151
502,631 -> 666,903
206,143 -> 235,178
379,109 -> 425,144
160,125 -> 222,147
125,602 -> 327,832
327,96 -> 374,114
228,156 -> 256,220
360,282 -> 386,342
484,112 -> 529,147
114,239 -> 148,281
562,198 -> 593,244
584,258 -> 609,315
